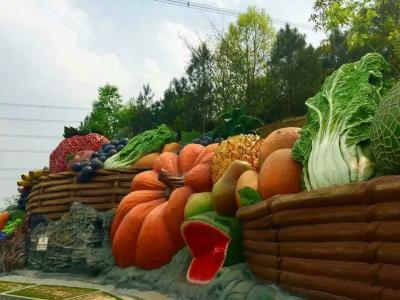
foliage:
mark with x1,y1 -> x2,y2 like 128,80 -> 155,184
311,0 -> 400,75
212,105 -> 263,139
181,131 -> 201,145
80,84 -> 125,138
213,6 -> 275,116
292,53 -> 392,190
262,25 -> 324,122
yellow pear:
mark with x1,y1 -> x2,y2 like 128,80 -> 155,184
211,160 -> 252,216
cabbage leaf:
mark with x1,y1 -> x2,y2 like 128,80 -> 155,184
292,53 -> 392,190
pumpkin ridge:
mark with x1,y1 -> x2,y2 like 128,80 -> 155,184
113,199 -> 164,267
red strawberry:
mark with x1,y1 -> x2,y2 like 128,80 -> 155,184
49,133 -> 109,173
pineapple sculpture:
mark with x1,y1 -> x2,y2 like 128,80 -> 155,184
211,134 -> 262,183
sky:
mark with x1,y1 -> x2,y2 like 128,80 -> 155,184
0,0 -> 325,207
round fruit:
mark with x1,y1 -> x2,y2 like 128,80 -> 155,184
104,144 -> 116,153
111,139 -> 119,146
92,152 -> 99,158
91,158 -> 104,170
212,134 -> 262,183
107,149 -> 117,157
71,162 -> 82,172
116,144 -> 124,151
235,170 -> 258,207
258,127 -> 300,169
81,165 -> 94,175
162,142 -> 180,153
120,138 -> 129,145
101,143 -> 109,149
99,155 -> 107,162
258,148 -> 302,200
80,160 -> 91,168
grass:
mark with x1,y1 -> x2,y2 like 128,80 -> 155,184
9,284 -> 98,300
0,281 -> 33,293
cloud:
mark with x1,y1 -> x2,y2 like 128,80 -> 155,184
0,0 -> 132,104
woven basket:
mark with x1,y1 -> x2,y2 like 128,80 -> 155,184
27,169 -> 143,220
237,176 -> 400,300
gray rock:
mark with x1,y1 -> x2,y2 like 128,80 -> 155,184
28,202 -> 115,275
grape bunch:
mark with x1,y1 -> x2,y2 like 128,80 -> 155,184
71,137 -> 129,183
192,133 -> 223,146
17,187 -> 30,210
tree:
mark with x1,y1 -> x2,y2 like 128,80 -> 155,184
186,43 -> 215,132
262,25 -> 323,122
311,0 -> 400,75
213,6 -> 275,114
80,84 -> 124,138
318,28 -> 370,76
128,84 -> 156,135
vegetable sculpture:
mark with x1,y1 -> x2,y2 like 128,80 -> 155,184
292,53 -> 393,190
104,124 -> 177,170
110,143 -> 217,269
371,80 -> 400,174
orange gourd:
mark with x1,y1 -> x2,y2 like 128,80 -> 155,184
258,148 -> 301,200
0,211 -> 10,231
258,127 -> 300,169
111,143 -> 218,269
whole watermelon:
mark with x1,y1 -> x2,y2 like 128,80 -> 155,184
371,81 -> 400,174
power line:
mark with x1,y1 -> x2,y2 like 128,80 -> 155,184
0,149 -> 50,153
0,134 -> 60,139
153,0 -> 315,30
0,117 -> 81,124
0,102 -> 90,111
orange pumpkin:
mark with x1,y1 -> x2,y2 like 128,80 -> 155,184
111,143 -> 218,269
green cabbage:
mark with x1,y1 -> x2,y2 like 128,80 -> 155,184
292,53 -> 392,190
104,124 -> 177,170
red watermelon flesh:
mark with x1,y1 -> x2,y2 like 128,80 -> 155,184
182,220 -> 230,284
49,133 -> 108,173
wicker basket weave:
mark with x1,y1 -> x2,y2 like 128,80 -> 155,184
27,169 -> 143,220
237,176 -> 400,300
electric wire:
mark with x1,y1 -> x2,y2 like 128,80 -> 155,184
0,102 -> 90,110
0,117 -> 81,123
153,0 -> 315,30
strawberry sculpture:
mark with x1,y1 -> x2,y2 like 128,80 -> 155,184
49,127 -> 109,173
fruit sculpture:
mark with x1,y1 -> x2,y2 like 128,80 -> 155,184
259,148 -> 302,200
50,133 -> 109,173
212,160 -> 251,216
212,134 -> 262,183
181,210 -> 243,284
258,127 -> 300,168
110,143 -> 218,269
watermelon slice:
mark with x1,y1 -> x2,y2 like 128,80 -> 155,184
181,211 -> 244,284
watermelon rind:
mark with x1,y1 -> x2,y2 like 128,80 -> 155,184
181,211 -> 244,284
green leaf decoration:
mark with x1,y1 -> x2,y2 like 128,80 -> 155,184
238,187 -> 262,207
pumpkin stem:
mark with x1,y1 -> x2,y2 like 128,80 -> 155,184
158,169 -> 185,190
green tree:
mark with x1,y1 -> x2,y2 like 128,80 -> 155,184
318,28 -> 370,76
80,84 -> 124,138
311,0 -> 400,74
185,43 -> 215,132
213,6 -> 275,114
262,25 -> 323,122
129,83 -> 156,135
